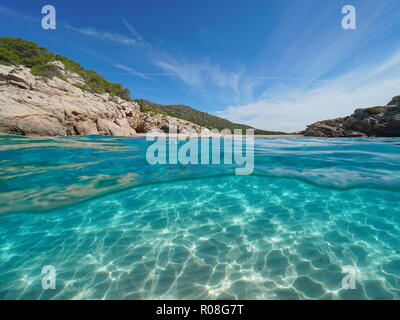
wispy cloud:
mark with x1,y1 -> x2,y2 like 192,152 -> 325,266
111,63 -> 154,81
65,24 -> 139,46
216,50 -> 400,132
65,20 -> 152,78
122,19 -> 144,44
153,56 -> 244,100
0,4 -> 37,21
3,2 -> 400,132
0,5 -> 143,48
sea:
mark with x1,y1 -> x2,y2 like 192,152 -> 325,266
0,135 -> 399,299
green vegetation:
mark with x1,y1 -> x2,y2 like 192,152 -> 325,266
138,103 -> 174,117
31,64 -> 63,78
135,99 -> 285,135
365,107 -> 385,115
0,37 -> 131,100
0,37 -> 285,134
0,47 -> 20,65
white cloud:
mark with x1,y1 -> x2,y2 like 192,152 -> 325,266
122,19 -> 144,43
0,5 -> 37,21
154,57 -> 243,94
65,24 -> 139,46
152,56 -> 256,106
215,51 -> 400,132
111,63 -> 154,80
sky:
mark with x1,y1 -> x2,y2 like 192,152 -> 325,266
1,0 -> 400,132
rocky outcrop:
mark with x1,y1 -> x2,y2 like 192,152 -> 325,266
303,97 -> 400,137
0,63 -> 207,136
387,96 -> 400,106
136,112 -> 208,135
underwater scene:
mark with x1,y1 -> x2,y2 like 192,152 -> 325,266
1,136 -> 400,299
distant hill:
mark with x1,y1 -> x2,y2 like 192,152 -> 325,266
135,99 -> 285,135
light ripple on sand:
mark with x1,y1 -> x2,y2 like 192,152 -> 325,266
0,175 -> 399,299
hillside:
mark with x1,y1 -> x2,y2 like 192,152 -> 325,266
135,99 -> 285,135
0,38 -> 212,136
0,37 -> 284,136
0,37 -> 131,101
0,61 -> 213,136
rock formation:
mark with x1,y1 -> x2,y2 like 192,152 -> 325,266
0,63 -> 206,136
303,98 -> 400,137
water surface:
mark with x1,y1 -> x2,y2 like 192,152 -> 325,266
1,136 -> 399,299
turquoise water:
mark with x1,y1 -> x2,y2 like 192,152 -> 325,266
1,135 -> 400,299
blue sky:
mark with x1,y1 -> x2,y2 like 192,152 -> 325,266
1,0 -> 400,132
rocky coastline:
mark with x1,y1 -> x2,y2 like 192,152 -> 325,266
303,97 -> 400,137
0,63 -> 208,137
2,62 -> 400,138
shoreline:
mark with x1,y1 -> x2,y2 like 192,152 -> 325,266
2,133 -> 399,138
0,133 -> 305,138
135,133 -> 305,138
